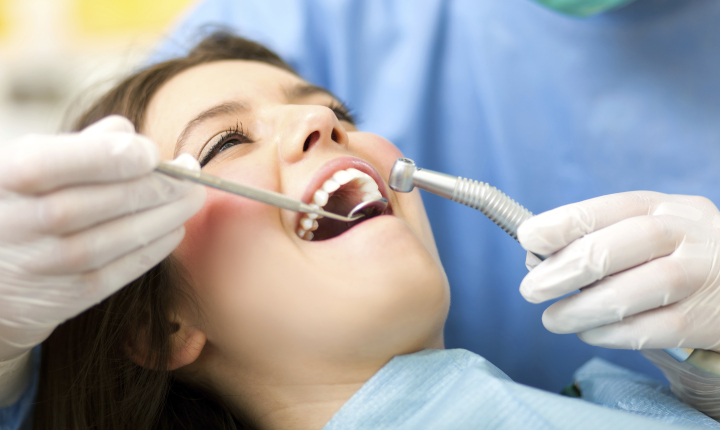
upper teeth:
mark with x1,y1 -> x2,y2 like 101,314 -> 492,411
297,167 -> 383,240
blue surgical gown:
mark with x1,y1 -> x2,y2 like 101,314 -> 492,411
153,0 -> 720,391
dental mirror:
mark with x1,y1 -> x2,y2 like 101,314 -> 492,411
346,198 -> 388,220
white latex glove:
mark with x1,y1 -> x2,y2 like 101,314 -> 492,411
517,191 -> 720,352
0,115 -> 206,361
643,349 -> 720,420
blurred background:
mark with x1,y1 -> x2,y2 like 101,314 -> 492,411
0,0 -> 194,143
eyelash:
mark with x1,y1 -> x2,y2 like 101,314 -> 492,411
199,122 -> 251,167
199,102 -> 357,167
328,101 -> 357,125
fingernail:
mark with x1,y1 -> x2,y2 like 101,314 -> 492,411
517,216 -> 562,255
519,276 -> 541,303
519,262 -> 564,304
171,153 -> 201,172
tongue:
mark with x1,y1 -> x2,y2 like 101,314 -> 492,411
312,188 -> 363,241
312,218 -> 361,241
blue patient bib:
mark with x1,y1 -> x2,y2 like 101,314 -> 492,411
323,349 -> 716,429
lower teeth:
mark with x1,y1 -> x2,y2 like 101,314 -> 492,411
298,171 -> 383,241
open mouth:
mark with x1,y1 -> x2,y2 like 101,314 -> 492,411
297,167 -> 392,241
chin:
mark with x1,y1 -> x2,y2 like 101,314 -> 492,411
307,214 -> 444,280
346,216 -> 450,342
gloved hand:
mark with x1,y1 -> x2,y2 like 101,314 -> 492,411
0,115 -> 206,361
517,191 -> 720,352
643,349 -> 720,420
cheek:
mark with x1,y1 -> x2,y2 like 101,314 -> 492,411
354,134 -> 405,175
172,188 -> 303,358
174,188 -> 272,285
376,146 -> 404,171
175,190 -> 236,276
353,134 -> 439,259
174,159 -> 279,277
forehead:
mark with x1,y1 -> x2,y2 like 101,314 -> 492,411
144,60 -> 305,155
157,59 -> 302,109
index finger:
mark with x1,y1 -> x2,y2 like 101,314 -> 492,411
0,131 -> 159,195
517,191 -> 666,255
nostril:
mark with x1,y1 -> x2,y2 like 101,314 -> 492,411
303,130 -> 320,152
331,128 -> 339,143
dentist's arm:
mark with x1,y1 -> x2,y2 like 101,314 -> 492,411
0,351 -> 32,408
516,191 -> 720,417
0,116 -> 205,407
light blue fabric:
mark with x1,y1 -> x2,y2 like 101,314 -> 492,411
153,0 -> 720,391
322,349 -> 709,430
574,357 -> 720,428
0,347 -> 39,430
2,348 -> 717,428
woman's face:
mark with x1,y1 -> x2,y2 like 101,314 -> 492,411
142,60 -> 449,381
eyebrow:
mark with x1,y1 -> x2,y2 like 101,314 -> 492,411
174,101 -> 249,157
285,83 -> 340,103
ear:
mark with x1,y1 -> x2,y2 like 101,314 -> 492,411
166,318 -> 207,371
126,312 -> 207,371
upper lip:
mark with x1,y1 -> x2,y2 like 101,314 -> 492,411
298,156 -> 391,219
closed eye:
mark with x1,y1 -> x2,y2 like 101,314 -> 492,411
328,101 -> 357,125
198,100 -> 355,167
199,122 -> 253,167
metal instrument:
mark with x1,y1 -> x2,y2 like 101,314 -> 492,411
156,161 -> 387,222
389,158 -> 531,240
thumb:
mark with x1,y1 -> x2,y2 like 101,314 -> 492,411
167,153 -> 201,172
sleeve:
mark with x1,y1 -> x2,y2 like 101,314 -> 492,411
643,350 -> 720,421
0,347 -> 39,430
146,0 -> 332,81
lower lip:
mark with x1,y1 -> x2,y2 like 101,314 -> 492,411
306,213 -> 396,244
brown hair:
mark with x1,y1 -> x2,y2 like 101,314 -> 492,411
33,32 -> 298,430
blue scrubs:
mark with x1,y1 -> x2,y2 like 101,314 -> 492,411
154,0 -> 720,391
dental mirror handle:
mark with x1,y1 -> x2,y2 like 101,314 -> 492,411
156,161 -> 363,222
388,157 -> 716,372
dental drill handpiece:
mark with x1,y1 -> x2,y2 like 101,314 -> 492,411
388,157 -> 710,370
388,158 -> 533,241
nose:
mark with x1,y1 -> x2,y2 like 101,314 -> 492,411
279,105 -> 349,164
